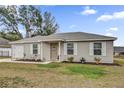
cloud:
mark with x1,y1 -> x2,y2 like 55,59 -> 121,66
106,33 -> 113,36
106,27 -> 118,32
81,6 -> 97,15
69,25 -> 78,29
97,11 -> 124,21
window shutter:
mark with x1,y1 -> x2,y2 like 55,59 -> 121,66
74,42 -> 77,55
30,44 -> 33,55
64,43 -> 67,55
38,44 -> 40,54
89,42 -> 93,56
102,42 -> 106,56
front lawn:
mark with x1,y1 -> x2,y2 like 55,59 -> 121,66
0,56 -> 10,59
0,58 -> 124,87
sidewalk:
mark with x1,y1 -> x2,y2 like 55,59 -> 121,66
0,58 -> 51,64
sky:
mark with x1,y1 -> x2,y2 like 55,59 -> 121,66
24,5 -> 124,46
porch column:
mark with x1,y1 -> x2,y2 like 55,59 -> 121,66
58,41 -> 61,62
40,42 -> 43,61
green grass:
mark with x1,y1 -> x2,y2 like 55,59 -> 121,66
114,58 -> 124,64
37,63 -> 106,79
37,62 -> 61,68
65,65 -> 106,79
0,56 -> 10,59
0,58 -> 124,87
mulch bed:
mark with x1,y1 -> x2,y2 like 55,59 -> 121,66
16,59 -> 42,62
62,61 -> 122,66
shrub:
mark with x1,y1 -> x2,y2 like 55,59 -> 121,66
94,57 -> 101,64
67,57 -> 74,62
80,57 -> 86,63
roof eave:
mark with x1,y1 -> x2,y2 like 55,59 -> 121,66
9,39 -> 64,44
65,38 -> 117,42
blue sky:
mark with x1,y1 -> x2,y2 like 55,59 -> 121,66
39,5 -> 124,46
24,5 -> 124,46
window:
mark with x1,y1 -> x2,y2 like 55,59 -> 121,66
33,44 -> 38,54
67,42 -> 74,55
94,43 -> 102,55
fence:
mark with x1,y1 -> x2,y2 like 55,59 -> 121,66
0,51 -> 10,57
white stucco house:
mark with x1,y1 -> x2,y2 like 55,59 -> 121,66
0,37 -> 11,57
10,32 -> 117,63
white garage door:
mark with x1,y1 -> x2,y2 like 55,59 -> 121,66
13,45 -> 24,59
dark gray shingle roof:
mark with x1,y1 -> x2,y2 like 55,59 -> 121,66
10,32 -> 117,44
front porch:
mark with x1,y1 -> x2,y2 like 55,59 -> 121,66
11,39 -> 64,62
41,40 -> 63,62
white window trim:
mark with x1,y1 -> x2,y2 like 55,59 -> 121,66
64,43 -> 67,55
33,43 -> 38,55
93,42 -> 102,56
74,42 -> 77,55
89,42 -> 107,56
67,42 -> 74,55
102,42 -> 106,56
89,42 -> 93,56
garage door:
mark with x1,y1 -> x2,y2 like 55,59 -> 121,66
13,45 -> 24,59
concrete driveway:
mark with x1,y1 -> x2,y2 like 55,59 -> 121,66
0,58 -> 51,64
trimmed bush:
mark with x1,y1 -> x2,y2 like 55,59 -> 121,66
67,57 -> 74,62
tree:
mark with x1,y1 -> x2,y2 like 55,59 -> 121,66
0,5 -> 23,39
30,6 -> 43,36
0,31 -> 21,41
18,5 -> 43,38
43,11 -> 59,35
0,5 -> 59,40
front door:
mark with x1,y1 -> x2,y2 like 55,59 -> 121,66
50,43 -> 58,61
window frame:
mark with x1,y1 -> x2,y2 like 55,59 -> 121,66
67,42 -> 74,55
93,42 -> 102,55
33,43 -> 38,54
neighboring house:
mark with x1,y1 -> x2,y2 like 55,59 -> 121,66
114,46 -> 124,56
10,32 -> 116,63
0,37 -> 11,57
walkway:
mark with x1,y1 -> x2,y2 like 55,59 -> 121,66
0,58 -> 51,64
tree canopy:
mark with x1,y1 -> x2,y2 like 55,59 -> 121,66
0,5 -> 59,41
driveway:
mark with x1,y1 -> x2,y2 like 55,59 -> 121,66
0,58 -> 51,64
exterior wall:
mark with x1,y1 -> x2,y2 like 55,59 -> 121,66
24,43 -> 41,59
12,43 -> 41,60
0,48 -> 11,56
11,40 -> 114,63
61,41 -> 114,63
12,44 -> 24,59
42,42 -> 50,61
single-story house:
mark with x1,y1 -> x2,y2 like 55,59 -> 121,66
10,32 -> 117,63
0,37 -> 11,57
114,46 -> 124,56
